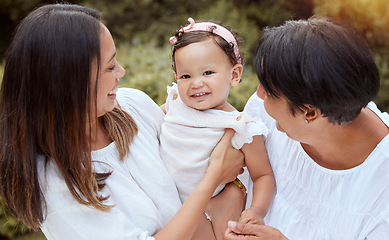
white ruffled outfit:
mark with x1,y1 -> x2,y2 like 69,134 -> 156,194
39,88 -> 181,240
244,93 -> 389,239
160,83 -> 268,202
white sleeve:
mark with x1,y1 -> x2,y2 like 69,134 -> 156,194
365,218 -> 389,240
39,158 -> 158,240
41,203 -> 155,240
243,92 -> 276,138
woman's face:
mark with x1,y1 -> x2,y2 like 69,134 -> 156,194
93,24 -> 125,117
257,84 -> 307,141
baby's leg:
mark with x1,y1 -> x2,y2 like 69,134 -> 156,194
192,213 -> 216,240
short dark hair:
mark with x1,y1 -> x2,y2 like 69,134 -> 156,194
255,17 -> 380,125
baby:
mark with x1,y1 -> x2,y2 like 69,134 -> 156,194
160,18 -> 275,227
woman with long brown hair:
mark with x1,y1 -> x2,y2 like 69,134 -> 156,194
0,3 -> 245,240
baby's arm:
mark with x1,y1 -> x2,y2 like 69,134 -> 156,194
240,135 -> 275,224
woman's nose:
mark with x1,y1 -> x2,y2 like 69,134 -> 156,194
115,62 -> 125,79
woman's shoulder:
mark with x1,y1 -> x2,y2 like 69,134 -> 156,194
368,101 -> 389,127
117,88 -> 162,115
117,88 -> 154,107
116,87 -> 165,132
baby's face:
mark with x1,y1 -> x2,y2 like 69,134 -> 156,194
174,38 -> 235,111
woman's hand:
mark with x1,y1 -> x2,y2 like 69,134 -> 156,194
224,221 -> 288,240
205,182 -> 246,240
207,129 -> 245,185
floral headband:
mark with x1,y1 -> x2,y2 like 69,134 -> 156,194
169,17 -> 242,64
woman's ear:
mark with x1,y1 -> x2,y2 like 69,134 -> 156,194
304,104 -> 320,123
230,64 -> 243,87
256,84 -> 265,100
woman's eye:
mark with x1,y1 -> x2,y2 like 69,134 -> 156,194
108,63 -> 117,71
203,71 -> 213,76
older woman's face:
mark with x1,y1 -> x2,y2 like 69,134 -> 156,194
257,84 -> 307,141
93,24 -> 125,117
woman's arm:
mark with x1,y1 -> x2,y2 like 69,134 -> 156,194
154,129 -> 245,240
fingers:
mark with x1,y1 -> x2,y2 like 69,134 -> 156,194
227,221 -> 245,234
227,221 -> 260,236
226,221 -> 287,240
211,128 -> 235,160
221,128 -> 235,143
223,227 -> 237,240
239,210 -> 249,224
224,228 -> 243,240
209,128 -> 244,184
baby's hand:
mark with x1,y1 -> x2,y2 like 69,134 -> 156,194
240,207 -> 265,225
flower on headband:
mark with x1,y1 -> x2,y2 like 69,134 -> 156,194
169,36 -> 178,44
183,17 -> 195,31
169,18 -> 196,44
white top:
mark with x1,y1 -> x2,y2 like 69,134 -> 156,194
160,84 -> 268,202
244,93 -> 389,240
39,88 -> 182,240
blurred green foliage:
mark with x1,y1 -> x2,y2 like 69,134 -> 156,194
116,43 -> 174,105
314,0 -> 389,54
313,0 -> 389,112
0,0 -> 388,239
0,198 -> 44,240
375,54 -> 389,110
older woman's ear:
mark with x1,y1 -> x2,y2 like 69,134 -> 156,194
256,84 -> 265,100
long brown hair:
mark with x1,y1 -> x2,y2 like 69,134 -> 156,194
0,3 -> 137,230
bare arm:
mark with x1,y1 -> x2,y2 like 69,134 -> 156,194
154,129 -> 245,240
160,104 -> 167,114
240,135 -> 275,223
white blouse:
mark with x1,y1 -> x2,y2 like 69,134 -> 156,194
244,93 -> 389,240
39,88 -> 181,240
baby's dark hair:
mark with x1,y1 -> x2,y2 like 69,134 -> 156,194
171,20 -> 244,74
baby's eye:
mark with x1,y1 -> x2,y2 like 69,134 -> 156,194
181,74 -> 191,79
203,71 -> 214,76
